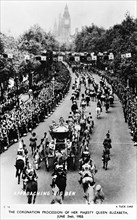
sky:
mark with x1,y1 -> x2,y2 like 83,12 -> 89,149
0,0 -> 136,37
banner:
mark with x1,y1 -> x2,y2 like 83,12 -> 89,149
41,56 -> 47,61
53,57 -> 58,61
125,53 -> 131,58
58,56 -> 63,61
92,55 -> 97,60
108,53 -> 114,60
75,56 -> 80,62
121,54 -> 126,59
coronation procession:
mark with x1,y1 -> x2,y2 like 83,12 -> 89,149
0,0 -> 136,209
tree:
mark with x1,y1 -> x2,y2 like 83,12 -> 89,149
75,24 -> 105,52
0,35 -> 4,54
18,24 -> 58,55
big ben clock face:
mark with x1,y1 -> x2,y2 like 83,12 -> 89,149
65,19 -> 69,25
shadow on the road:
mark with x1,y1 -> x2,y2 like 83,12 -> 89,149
98,116 -> 105,119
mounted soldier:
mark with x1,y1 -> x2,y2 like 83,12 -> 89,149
29,132 -> 37,155
22,163 -> 38,190
50,164 -> 67,188
78,161 -> 96,186
16,140 -> 25,163
103,131 -> 112,150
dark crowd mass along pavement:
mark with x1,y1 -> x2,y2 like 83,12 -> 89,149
0,64 -> 136,204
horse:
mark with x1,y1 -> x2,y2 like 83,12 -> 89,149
51,185 -> 63,204
54,175 -> 67,200
15,158 -> 25,184
82,178 -> 95,204
26,180 -> 38,204
102,151 -> 110,170
96,107 -> 101,119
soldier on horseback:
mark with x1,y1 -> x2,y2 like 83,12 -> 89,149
103,131 -> 112,152
16,140 -> 25,163
79,150 -> 97,184
102,147 -> 110,161
78,162 -> 96,186
97,100 -> 102,112
80,150 -> 91,166
50,164 -> 67,188
22,163 -> 38,190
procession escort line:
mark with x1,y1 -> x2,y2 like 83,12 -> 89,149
13,68 -> 116,204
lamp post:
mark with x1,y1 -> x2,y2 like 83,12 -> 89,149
52,76 -> 55,97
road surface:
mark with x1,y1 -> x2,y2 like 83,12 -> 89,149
1,65 -> 136,204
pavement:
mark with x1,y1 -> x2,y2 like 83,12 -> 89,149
0,65 -> 136,204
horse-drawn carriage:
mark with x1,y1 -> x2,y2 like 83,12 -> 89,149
46,117 -> 77,171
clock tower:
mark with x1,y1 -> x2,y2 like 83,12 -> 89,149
62,4 -> 71,43
53,4 -> 71,45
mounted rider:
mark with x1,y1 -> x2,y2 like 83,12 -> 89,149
22,163 -> 38,190
80,150 -> 97,173
16,140 -> 26,164
22,140 -> 29,165
80,150 -> 90,165
78,161 -> 96,186
97,100 -> 102,112
103,131 -> 112,150
50,164 -> 67,188
102,147 -> 111,161
87,112 -> 94,129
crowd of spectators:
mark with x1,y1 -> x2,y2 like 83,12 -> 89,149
111,80 -> 137,144
0,77 -> 71,154
100,74 -> 137,145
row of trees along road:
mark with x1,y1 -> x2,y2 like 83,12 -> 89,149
0,25 -> 61,101
0,15 -> 137,100
75,14 -> 137,92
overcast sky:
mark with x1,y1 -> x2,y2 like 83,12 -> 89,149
1,0 -> 136,37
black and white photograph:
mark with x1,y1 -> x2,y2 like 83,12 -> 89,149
0,0 -> 136,219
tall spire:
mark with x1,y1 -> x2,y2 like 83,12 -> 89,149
63,3 -> 70,17
65,3 -> 68,11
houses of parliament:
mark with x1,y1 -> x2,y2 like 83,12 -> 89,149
53,4 -> 78,46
